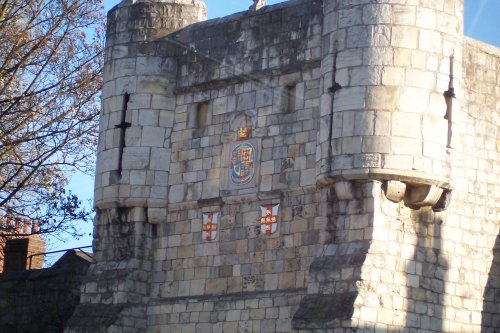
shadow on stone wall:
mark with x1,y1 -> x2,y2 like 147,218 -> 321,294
0,250 -> 91,333
481,231 -> 500,333
405,208 -> 447,332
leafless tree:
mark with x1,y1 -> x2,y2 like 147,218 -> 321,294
0,0 -> 105,238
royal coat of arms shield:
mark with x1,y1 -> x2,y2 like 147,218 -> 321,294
230,142 -> 255,185
202,212 -> 219,241
260,204 -> 279,236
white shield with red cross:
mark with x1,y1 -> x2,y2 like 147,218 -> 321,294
260,204 -> 279,236
202,212 -> 219,242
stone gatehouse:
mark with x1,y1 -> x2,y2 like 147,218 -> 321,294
66,0 -> 500,332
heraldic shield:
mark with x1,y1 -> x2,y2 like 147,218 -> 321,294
202,212 -> 219,241
230,142 -> 255,185
260,204 -> 279,236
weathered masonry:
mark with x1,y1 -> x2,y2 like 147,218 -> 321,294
66,0 -> 500,332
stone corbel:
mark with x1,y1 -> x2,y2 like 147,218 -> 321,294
384,180 -> 406,202
431,189 -> 452,212
383,181 -> 451,211
407,184 -> 443,207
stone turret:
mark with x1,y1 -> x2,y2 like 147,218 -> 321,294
66,1 -> 207,332
96,0 -> 207,210
317,0 -> 463,208
297,0 -> 466,330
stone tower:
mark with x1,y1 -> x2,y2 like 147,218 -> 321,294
67,0 -> 499,332
66,1 -> 208,331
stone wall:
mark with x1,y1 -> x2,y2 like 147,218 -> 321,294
67,0 -> 499,332
461,38 -> 500,333
0,251 -> 91,333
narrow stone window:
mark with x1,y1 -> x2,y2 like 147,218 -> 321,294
151,224 -> 157,238
283,84 -> 296,113
196,101 -> 209,128
110,93 -> 131,184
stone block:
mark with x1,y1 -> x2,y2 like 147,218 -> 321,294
338,7 -> 362,28
124,127 -> 142,148
362,136 -> 391,154
260,160 -> 275,175
130,170 -> 146,185
111,45 -> 129,59
420,30 -> 442,54
236,92 -> 256,111
342,136 -> 362,154
205,278 -> 227,294
392,112 -> 421,139
152,95 -> 175,110
150,148 -> 171,171
202,179 -> 220,199
353,153 -> 381,168
300,169 -> 315,186
113,58 -> 136,78
383,154 -> 413,170
137,57 -> 176,76
354,111 -> 375,136
213,96 -> 228,115
391,26 -> 418,49
393,5 -> 416,25
122,147 -> 150,169
111,68 -> 135,93
169,184 -> 186,203
351,66 -> 381,86
399,87 -> 429,113
337,49 -> 363,68
347,26 -> 372,48
416,7 -> 436,29
362,4 -> 392,25
141,126 -> 165,147
136,76 -> 173,95
103,83 -> 116,102
334,87 -> 366,112
97,148 -> 120,173
405,69 -> 436,89
382,66 -> 405,85
422,117 -> 448,143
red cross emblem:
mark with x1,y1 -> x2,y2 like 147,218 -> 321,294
260,204 -> 279,236
202,212 -> 218,241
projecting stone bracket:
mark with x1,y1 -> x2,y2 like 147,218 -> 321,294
384,180 -> 452,211
332,180 -> 451,211
384,180 -> 407,202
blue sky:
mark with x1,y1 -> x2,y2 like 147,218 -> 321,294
102,0 -> 499,47
56,0 -> 499,253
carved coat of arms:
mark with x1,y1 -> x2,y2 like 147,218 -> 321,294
202,212 -> 219,241
230,142 -> 255,185
260,204 -> 279,236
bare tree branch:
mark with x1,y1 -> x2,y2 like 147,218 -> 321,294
0,0 -> 104,238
